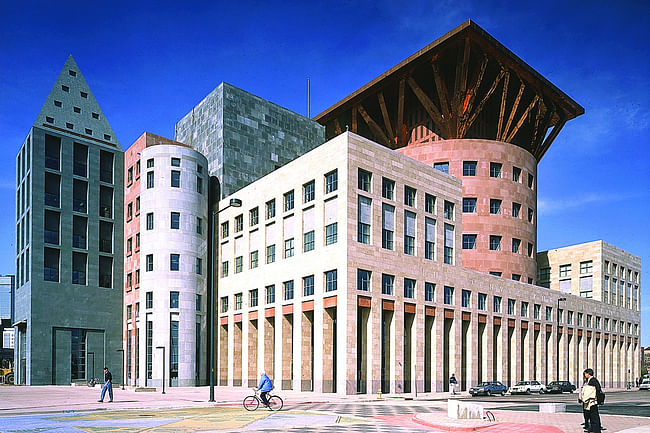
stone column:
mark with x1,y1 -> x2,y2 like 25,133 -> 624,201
301,310 -> 314,391
322,307 -> 336,393
233,321 -> 242,386
247,318 -> 258,387
263,315 -> 275,381
281,313 -> 293,390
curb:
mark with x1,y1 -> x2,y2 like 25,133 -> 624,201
411,414 -> 497,432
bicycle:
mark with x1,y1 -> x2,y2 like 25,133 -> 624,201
87,377 -> 101,387
243,388 -> 283,411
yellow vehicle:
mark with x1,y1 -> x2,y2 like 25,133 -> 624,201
0,359 -> 14,384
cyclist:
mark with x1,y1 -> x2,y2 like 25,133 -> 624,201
256,371 -> 273,407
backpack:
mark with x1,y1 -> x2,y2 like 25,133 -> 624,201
597,390 -> 605,405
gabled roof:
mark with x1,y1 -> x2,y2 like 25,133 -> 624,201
34,55 -> 120,148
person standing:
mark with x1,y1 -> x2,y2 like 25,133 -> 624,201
98,367 -> 113,403
256,371 -> 273,408
580,368 -> 604,433
449,374 -> 458,395
578,375 -> 591,431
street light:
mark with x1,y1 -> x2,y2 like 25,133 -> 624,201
116,348 -> 125,390
208,176 -> 242,402
556,297 -> 566,382
156,346 -> 166,394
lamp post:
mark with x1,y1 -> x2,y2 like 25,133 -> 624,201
208,176 -> 242,402
556,297 -> 566,382
156,346 -> 165,394
116,348 -> 125,390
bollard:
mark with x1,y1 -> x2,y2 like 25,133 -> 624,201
377,389 -> 382,399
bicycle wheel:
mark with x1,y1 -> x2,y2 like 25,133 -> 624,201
243,396 -> 259,411
267,395 -> 283,411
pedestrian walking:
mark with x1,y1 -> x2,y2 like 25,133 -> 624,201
579,368 -> 604,433
98,367 -> 113,403
449,374 -> 458,395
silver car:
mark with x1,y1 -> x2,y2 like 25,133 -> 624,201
640,379 -> 650,390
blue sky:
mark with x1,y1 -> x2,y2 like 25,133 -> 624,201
1,1 -> 648,344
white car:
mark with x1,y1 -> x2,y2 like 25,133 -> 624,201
640,379 -> 650,390
509,380 -> 546,394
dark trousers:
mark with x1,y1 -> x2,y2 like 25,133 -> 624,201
588,405 -> 601,433
583,408 -> 590,429
260,391 -> 269,405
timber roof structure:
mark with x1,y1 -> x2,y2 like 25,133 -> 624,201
314,20 -> 584,160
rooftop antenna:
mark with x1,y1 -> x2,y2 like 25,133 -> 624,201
307,77 -> 310,118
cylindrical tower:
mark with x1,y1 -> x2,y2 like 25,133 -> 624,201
398,139 -> 537,283
139,144 -> 208,387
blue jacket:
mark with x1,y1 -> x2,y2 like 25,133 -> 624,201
257,374 -> 273,392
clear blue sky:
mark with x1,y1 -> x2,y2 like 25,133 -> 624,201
1,1 -> 648,344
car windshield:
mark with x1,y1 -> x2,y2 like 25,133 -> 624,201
515,381 -> 529,385
549,382 -> 558,385
478,382 -> 491,386
643,380 -> 650,384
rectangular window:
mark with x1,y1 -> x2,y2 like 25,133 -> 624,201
559,264 -> 571,277
490,162 -> 502,178
221,296 -> 228,313
425,282 -> 435,302
512,238 -> 521,253
235,256 -> 243,273
489,199 -> 501,215
284,238 -> 294,258
235,214 -> 243,232
358,196 -> 371,244
146,254 -> 153,272
528,173 -> 534,189
266,199 -> 276,219
170,212 -> 180,229
250,207 -> 259,226
433,162 -> 449,174
507,298 -> 516,315
221,222 -> 229,238
99,185 -> 113,218
325,269 -> 337,292
235,293 -> 243,310
527,242 -> 534,257
171,170 -> 180,188
45,134 -> 61,170
284,190 -> 294,211
146,292 -> 153,309
528,208 -> 534,223
462,234 -> 477,250
444,224 -> 454,264
325,223 -> 337,245
73,142 -> 88,177
266,245 -> 275,263
303,181 -> 315,203
462,198 -> 477,213
489,235 -> 501,251
44,210 -> 60,245
99,221 -> 113,253
425,193 -> 436,214
196,217 -> 203,235
356,269 -> 371,291
171,157 -> 180,167
127,202 -> 133,220
72,252 -> 86,285
146,213 -> 154,230
170,254 -> 180,271
72,179 -> 86,212
425,217 -> 435,260
538,267 -> 551,281
444,201 -> 454,220
249,289 -> 258,307
382,177 -> 395,200
303,231 -> 315,252
98,256 -> 112,288
567,310 -> 573,325
478,293 -> 487,310
461,289 -> 471,308
146,158 -> 154,168
325,170 -> 338,193
382,204 -> 394,250
249,251 -> 258,269
196,176 -> 203,194
43,248 -> 59,281
266,285 -> 275,303
358,168 -> 372,192
404,211 -> 416,255
546,306 -> 552,321
170,291 -> 179,308
463,161 -> 477,176
283,280 -> 294,300
303,275 -> 314,296
195,257 -> 202,275
512,274 -> 521,281
381,274 -> 394,295
512,166 -> 521,182
221,261 -> 229,277
444,286 -> 454,305
512,202 -> 521,218
521,301 -> 529,317
404,186 -> 416,207
489,271 -> 501,277
493,296 -> 502,313
580,260 -> 593,274
146,171 -> 154,189
404,278 -> 415,299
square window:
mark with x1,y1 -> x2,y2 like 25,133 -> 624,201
66,122 -> 74,129
433,162 -> 449,174
357,269 -> 371,291
46,116 -> 54,123
104,134 -> 111,141
489,235 -> 501,251
462,198 -> 476,213
358,168 -> 372,192
171,157 -> 181,167
512,274 -> 521,281
462,234 -> 477,249
490,162 -> 502,178
85,128 -> 92,135
92,112 -> 99,119
463,161 -> 477,176
382,178 -> 395,200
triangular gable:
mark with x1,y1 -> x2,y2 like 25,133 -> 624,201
34,55 -> 120,148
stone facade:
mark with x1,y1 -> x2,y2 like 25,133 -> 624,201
14,56 -> 124,385
216,133 -> 641,395
174,82 -> 325,198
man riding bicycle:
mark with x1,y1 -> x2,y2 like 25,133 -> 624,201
256,371 -> 273,407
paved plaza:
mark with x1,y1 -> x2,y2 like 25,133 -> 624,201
1,386 -> 649,432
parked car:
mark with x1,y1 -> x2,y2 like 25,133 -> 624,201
640,379 -> 650,390
509,380 -> 546,394
469,381 -> 508,396
546,380 -> 576,393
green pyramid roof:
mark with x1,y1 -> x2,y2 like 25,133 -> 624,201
34,55 -> 120,148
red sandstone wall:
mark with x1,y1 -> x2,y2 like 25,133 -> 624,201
398,139 -> 537,283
